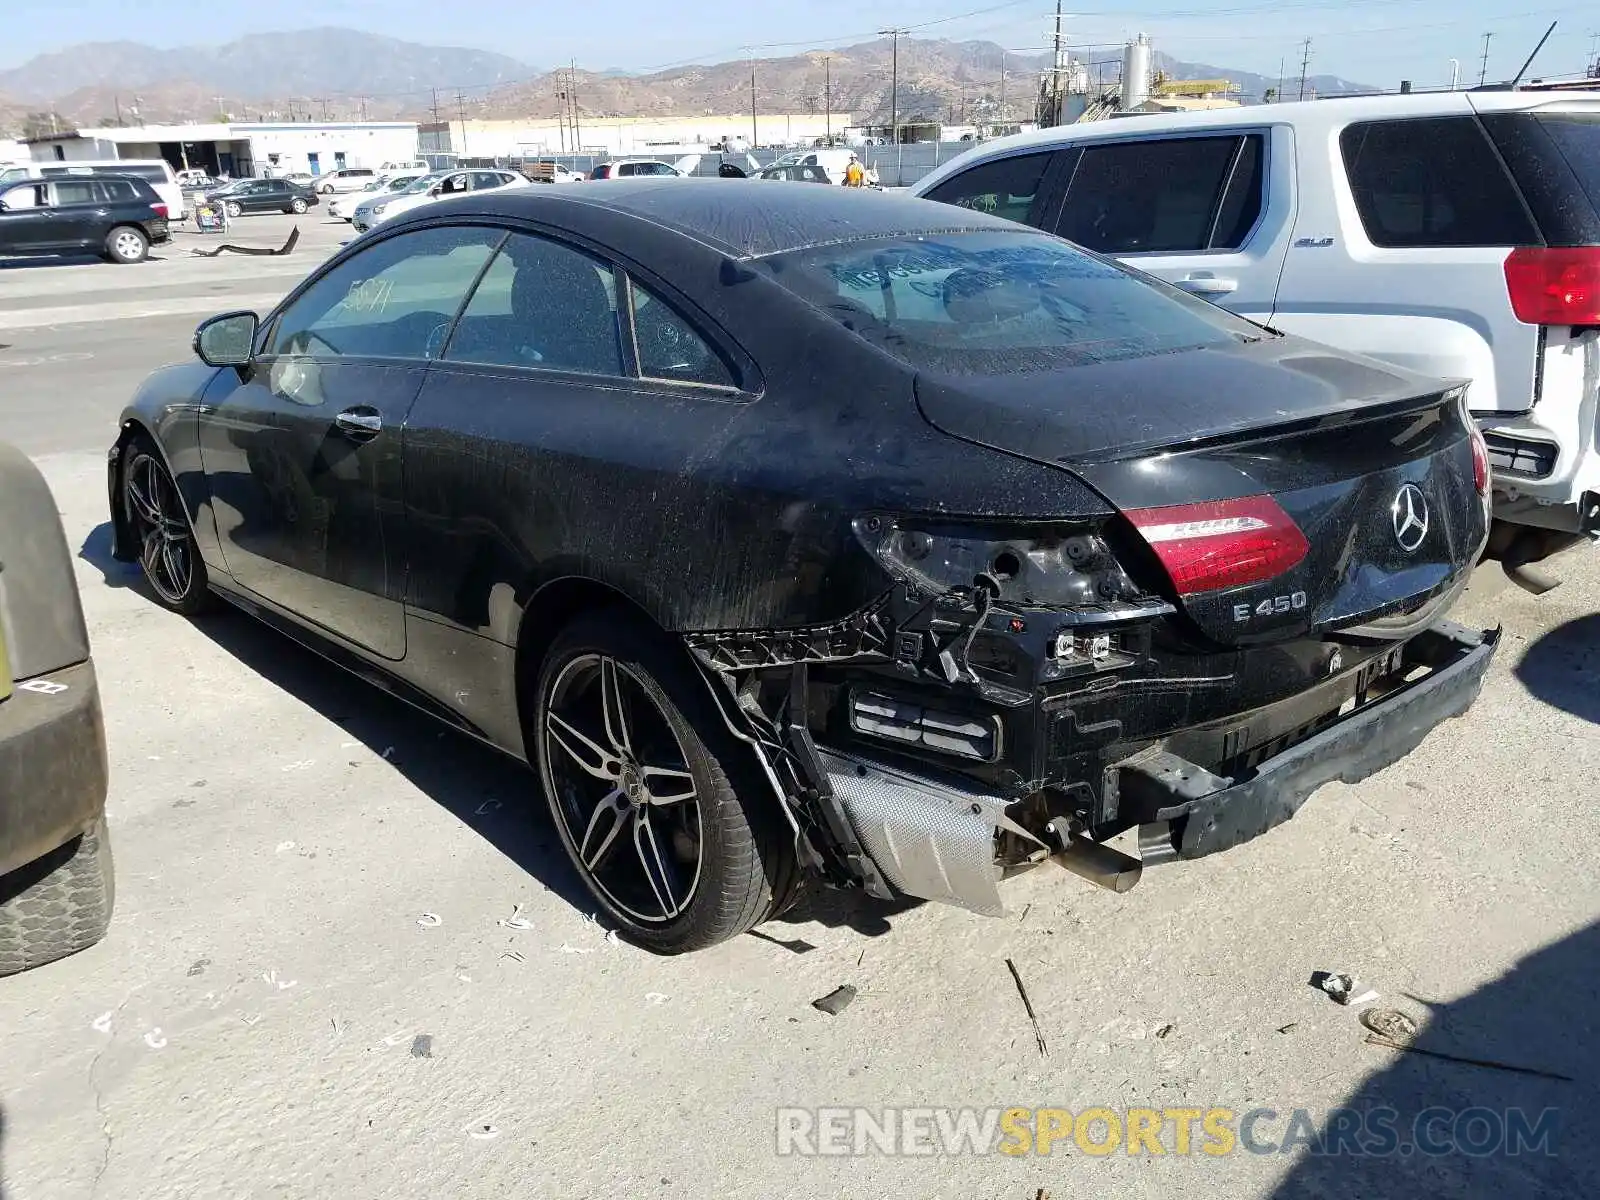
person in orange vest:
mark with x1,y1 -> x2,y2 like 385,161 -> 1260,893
843,154 -> 866,187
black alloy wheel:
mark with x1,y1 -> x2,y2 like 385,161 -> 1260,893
534,613 -> 799,953
122,442 -> 212,615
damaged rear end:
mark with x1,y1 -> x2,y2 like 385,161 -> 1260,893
688,228 -> 1499,917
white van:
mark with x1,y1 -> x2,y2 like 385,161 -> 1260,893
0,160 -> 186,219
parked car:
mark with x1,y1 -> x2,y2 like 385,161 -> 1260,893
314,167 -> 379,195
912,90 -> 1600,571
0,159 -> 187,220
349,168 -> 527,233
589,158 -> 684,179
527,161 -> 586,183
109,182 -> 1495,953
0,174 -> 170,263
282,172 -> 315,186
758,162 -> 837,184
380,159 -> 430,173
208,178 -> 319,217
0,441 -> 113,975
329,171 -> 427,221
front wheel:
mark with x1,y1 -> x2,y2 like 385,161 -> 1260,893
122,439 -> 213,615
534,613 -> 799,953
224,200 -> 242,218
289,197 -> 308,214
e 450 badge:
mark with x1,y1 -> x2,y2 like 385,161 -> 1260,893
1234,591 -> 1308,622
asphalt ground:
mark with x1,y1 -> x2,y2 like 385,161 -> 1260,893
1,208 -> 1597,1199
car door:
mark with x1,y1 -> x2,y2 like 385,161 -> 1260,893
42,179 -> 108,250
196,224 -> 504,659
1043,129 -> 1293,323
402,228 -> 751,650
0,183 -> 53,251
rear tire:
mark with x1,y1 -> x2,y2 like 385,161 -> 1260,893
122,437 -> 214,615
0,818 -> 114,977
105,225 -> 148,264
534,611 -> 800,953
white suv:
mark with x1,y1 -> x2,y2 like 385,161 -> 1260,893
314,167 -> 379,195
913,90 -> 1600,567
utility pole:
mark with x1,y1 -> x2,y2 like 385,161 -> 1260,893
1297,38 -> 1312,101
999,49 -> 1006,119
113,94 -> 122,125
880,26 -> 909,145
1478,32 -> 1493,86
431,88 -> 441,123
557,75 -> 569,152
826,55 -> 835,143
358,95 -> 368,121
1275,57 -> 1284,102
456,90 -> 470,157
571,59 -> 582,150
749,52 -> 758,147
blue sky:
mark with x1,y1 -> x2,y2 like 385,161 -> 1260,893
5,0 -> 1594,91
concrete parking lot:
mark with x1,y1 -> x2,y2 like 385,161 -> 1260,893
1,210 -> 1598,1199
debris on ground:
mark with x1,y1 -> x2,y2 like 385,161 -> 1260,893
416,913 -> 442,928
496,903 -> 533,930
557,942 -> 595,955
1155,1023 -> 1175,1039
467,1124 -> 500,1140
382,1030 -> 411,1047
1311,971 -> 1377,1006
410,1034 -> 434,1059
143,1028 -> 167,1049
500,950 -> 526,964
190,227 -> 301,257
1359,1008 -> 1574,1081
644,992 -> 670,1006
1005,958 -> 1048,1057
811,985 -> 857,1016
186,958 -> 210,977
747,930 -> 816,954
1277,1022 -> 1298,1034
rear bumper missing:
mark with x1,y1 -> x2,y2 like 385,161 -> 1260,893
809,620 -> 1497,912
1122,621 -> 1498,860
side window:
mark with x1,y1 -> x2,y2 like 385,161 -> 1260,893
1055,136 -> 1255,254
439,174 -> 470,195
52,180 -> 99,206
618,163 -> 640,177
268,225 -> 502,360
470,171 -> 504,190
923,151 -> 1055,225
1340,118 -> 1538,248
630,279 -> 736,388
101,179 -> 135,201
444,231 -> 624,375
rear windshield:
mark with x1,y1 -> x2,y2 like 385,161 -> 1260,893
760,230 -> 1267,374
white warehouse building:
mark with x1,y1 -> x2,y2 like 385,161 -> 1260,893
23,121 -> 420,179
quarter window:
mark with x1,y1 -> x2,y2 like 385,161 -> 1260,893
1054,135 -> 1264,254
631,281 -> 736,388
1340,117 -> 1537,248
268,225 -> 503,360
470,171 -> 505,190
923,151 -> 1054,224
445,231 -> 625,376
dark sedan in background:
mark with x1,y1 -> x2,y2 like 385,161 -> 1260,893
107,182 -> 1495,952
0,174 -> 169,262
207,177 -> 318,217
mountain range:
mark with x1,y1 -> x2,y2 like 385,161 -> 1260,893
0,29 -> 1379,137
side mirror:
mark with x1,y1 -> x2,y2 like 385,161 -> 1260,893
429,186 -> 443,196
194,310 -> 259,367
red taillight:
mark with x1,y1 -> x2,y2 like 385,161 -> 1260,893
1126,495 -> 1310,596
1470,426 -> 1490,496
1504,246 -> 1600,325
151,202 -> 169,219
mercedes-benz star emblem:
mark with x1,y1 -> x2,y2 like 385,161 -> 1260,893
1391,484 -> 1429,553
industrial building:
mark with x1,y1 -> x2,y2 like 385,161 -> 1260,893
20,121 -> 420,179
420,112 -> 852,159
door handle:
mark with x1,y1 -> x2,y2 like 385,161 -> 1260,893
334,408 -> 382,437
1176,273 -> 1239,297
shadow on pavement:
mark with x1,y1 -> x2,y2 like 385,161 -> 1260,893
77,523 -> 597,921
1269,921 -> 1600,1198
1513,613 -> 1600,725
0,253 -> 170,271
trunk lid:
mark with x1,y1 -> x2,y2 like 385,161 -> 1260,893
915,337 -> 1488,646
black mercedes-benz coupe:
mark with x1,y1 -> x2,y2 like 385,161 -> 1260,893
108,180 -> 1497,952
